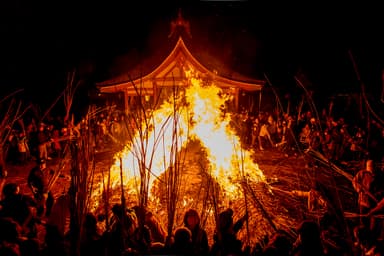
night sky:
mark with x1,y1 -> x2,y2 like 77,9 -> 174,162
1,1 -> 384,111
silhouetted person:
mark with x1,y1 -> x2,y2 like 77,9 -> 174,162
168,227 -> 193,256
183,209 -> 209,256
27,159 -> 54,218
262,230 -> 292,256
210,208 -> 246,256
41,224 -> 69,256
80,212 -> 104,256
291,220 -> 325,256
0,183 -> 38,238
352,159 -> 376,229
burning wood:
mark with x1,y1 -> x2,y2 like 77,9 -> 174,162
88,68 -> 322,247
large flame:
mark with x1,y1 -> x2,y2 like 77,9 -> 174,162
91,68 -> 266,211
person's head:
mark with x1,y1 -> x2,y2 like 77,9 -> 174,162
111,203 -> 124,217
173,227 -> 192,245
297,220 -> 321,244
84,212 -> 98,233
267,232 -> 292,255
37,159 -> 46,168
310,117 -> 316,124
39,124 -> 45,131
219,208 -> 234,233
150,242 -> 165,254
2,183 -> 20,198
267,115 -> 274,125
132,205 -> 145,221
111,204 -> 136,231
183,209 -> 200,229
0,217 -> 22,243
366,159 -> 374,172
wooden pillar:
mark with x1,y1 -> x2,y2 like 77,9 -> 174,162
234,88 -> 239,112
153,80 -> 158,103
124,90 -> 129,116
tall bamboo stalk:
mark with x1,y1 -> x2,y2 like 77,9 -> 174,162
69,141 -> 80,256
60,70 -> 93,256
294,75 -> 324,135
0,91 -> 29,177
237,147 -> 250,249
114,75 -> 181,242
64,69 -> 81,123
68,114 -> 95,256
164,82 -> 183,244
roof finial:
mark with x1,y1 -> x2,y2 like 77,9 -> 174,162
168,8 -> 192,39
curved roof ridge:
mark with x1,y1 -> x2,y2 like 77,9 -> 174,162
97,36 -> 264,88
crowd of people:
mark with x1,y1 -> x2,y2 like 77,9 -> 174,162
0,94 -> 384,255
236,108 -> 384,164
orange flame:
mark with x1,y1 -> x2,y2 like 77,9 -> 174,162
91,68 -> 266,210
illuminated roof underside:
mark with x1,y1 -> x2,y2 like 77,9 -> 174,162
97,37 -> 264,96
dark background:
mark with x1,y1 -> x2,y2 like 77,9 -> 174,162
1,1 -> 383,115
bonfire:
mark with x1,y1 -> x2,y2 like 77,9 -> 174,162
89,68 -> 313,247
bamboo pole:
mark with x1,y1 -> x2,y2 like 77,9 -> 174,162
381,68 -> 384,103
118,156 -> 127,252
0,92 -> 30,179
294,75 -> 324,137
239,148 -> 250,249
349,50 -> 384,126
305,148 -> 378,204
263,73 -> 303,154
69,142 -> 80,256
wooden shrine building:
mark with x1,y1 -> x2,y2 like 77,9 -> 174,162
96,10 -> 265,114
